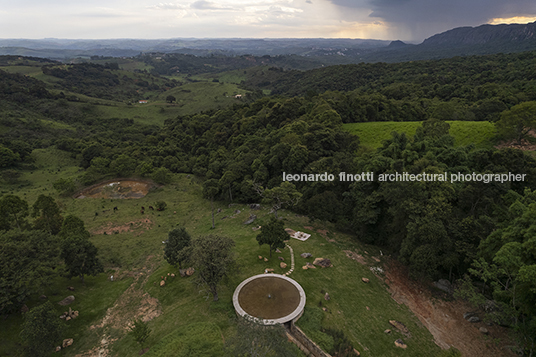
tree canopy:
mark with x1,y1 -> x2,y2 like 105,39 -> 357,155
164,227 -> 192,268
190,234 -> 236,301
256,217 -> 288,258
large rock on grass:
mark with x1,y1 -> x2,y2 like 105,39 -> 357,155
389,320 -> 410,336
58,296 -> 75,306
395,339 -> 407,349
243,214 -> 257,225
313,258 -> 332,267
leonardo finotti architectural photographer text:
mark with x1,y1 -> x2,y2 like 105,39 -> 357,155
282,172 -> 526,184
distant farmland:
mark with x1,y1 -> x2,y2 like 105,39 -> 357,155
343,121 -> 497,150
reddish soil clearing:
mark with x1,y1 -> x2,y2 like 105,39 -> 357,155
75,179 -> 153,199
90,218 -> 153,236
383,261 -> 515,357
495,129 -> 536,151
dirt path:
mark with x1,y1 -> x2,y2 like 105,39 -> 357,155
383,260 -> 515,357
75,256 -> 161,357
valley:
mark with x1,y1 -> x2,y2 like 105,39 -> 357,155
1,41 -> 535,357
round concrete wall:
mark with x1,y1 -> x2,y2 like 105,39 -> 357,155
233,274 -> 306,325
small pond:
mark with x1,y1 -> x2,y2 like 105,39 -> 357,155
75,180 -> 153,199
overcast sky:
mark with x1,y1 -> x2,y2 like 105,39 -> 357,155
2,0 -> 536,42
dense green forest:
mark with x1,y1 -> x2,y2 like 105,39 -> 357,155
1,50 -> 536,355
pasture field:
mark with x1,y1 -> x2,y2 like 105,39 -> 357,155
0,146 -> 443,357
344,121 -> 497,150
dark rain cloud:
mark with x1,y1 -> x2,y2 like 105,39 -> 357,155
328,0 -> 536,41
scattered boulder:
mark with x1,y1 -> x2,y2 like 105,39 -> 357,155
362,277 -> 370,283
394,339 -> 407,349
324,292 -> 330,301
234,209 -> 241,214
60,307 -> 79,320
243,214 -> 256,225
217,208 -> 222,213
463,312 -> 476,320
160,280 -> 165,287
366,306 -> 370,311
39,295 -> 47,300
302,265 -> 308,270
479,327 -> 489,335
250,204 -> 261,210
313,258 -> 332,267
179,267 -> 195,277
62,338 -> 74,348
322,307 -> 328,312
58,295 -> 75,306
389,320 -> 410,336
353,348 -> 360,356
433,279 -> 453,294
55,346 -> 61,352
258,255 -> 263,260
468,316 -> 480,323
306,262 -> 315,269
275,248 -> 282,253
300,253 -> 312,258
482,299 -> 498,313
264,258 -> 268,262
280,262 -> 287,269
384,329 -> 391,334
278,256 -> 285,261
170,273 -> 175,277
252,226 -> 261,231
67,286 -> 75,291
265,268 -> 274,273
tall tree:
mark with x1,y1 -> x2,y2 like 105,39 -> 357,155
0,194 -> 29,230
164,227 -> 192,268
256,216 -> 287,258
59,215 -> 103,283
61,235 -> 103,284
495,101 -> 536,145
20,301 -> 63,357
31,194 -> 63,235
190,234 -> 236,301
256,181 -> 302,218
202,179 -> 219,229
0,230 -> 60,315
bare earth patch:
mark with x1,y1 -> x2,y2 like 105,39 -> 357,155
76,256 -> 161,357
383,260 -> 515,357
343,250 -> 368,265
90,218 -> 153,236
316,229 -> 336,242
495,130 -> 536,151
76,179 -> 154,199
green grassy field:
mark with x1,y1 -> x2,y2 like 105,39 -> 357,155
0,146 -> 444,357
344,121 -> 497,150
1,64 -> 249,128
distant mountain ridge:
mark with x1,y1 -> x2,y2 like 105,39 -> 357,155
0,22 -> 535,63
423,21 -> 536,46
359,21 -> 536,62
